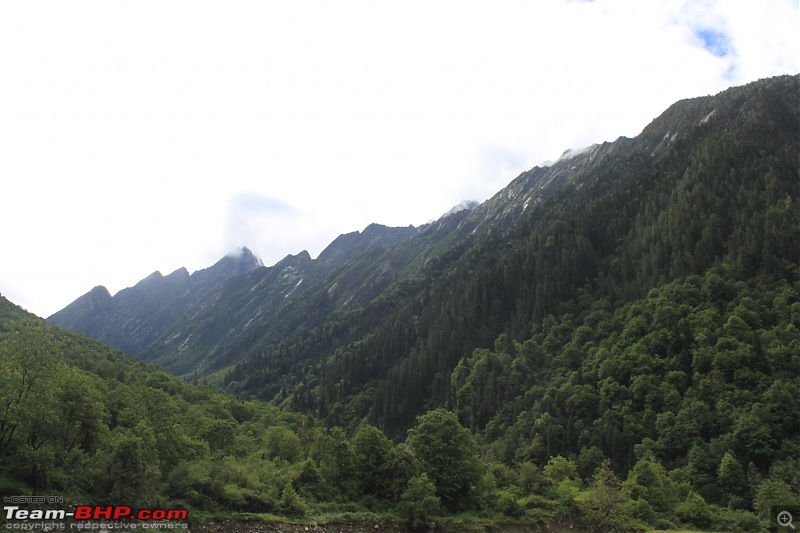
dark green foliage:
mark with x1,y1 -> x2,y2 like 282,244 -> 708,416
107,438 -> 148,505
579,464 -> 646,533
753,479 -> 797,519
406,409 -> 483,510
675,491 -> 713,529
223,74 -> 799,443
398,473 -> 440,528
454,273 -> 799,510
279,484 -> 308,516
352,424 -> 399,502
2,75 -> 799,531
624,456 -> 681,522
2,271 -> 798,529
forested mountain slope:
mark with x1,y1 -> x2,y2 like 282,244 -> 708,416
226,74 -> 799,438
453,273 -> 800,502
51,135 -> 611,378
49,75 -> 798,442
6,73 -> 799,532
4,275 -> 798,531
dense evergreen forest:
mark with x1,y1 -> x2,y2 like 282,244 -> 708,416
226,74 -> 799,437
3,75 -> 799,531
3,278 -> 798,531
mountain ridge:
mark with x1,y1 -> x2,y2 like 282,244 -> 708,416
13,74 -> 799,531
49,74 -> 799,437
223,73 -> 799,434
48,246 -> 263,356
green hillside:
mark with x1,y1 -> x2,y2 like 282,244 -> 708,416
227,75 -> 800,438
6,74 -> 799,532
4,270 -> 798,531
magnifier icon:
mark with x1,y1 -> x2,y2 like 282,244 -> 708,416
778,511 -> 795,529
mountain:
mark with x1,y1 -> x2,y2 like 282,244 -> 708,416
50,146 -> 601,379
50,128 -> 621,378
21,74 -> 800,530
317,223 -> 421,269
48,247 -> 263,356
51,75 -> 799,439
5,269 -> 798,530
49,224 -> 431,376
223,74 -> 799,435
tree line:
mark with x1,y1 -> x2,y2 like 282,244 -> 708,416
3,265 -> 798,531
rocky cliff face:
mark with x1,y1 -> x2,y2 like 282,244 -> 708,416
48,224 -> 431,376
48,247 -> 263,356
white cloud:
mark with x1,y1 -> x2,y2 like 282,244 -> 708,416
0,0 -> 796,317
223,192 -> 307,265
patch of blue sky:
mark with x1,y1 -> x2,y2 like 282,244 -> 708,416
696,27 -> 731,57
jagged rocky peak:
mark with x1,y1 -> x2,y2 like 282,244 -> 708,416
184,247 -> 264,300
88,285 -> 112,301
47,285 -> 112,328
360,223 -> 419,246
219,246 -> 264,269
196,247 -> 264,282
271,250 -> 313,273
361,222 -> 391,237
78,285 -> 112,311
285,250 -> 313,264
225,246 -> 263,265
167,267 -> 191,280
48,247 -> 265,357
142,270 -> 164,282
317,224 -> 420,268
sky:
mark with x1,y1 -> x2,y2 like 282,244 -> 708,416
1,0 -> 798,318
